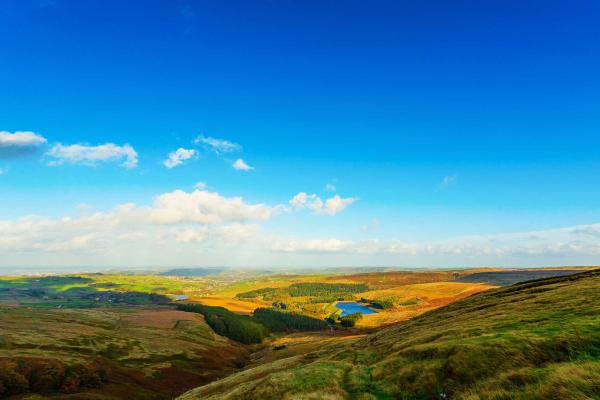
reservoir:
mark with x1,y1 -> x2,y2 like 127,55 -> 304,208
335,301 -> 377,316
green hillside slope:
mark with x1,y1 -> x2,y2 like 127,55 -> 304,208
178,270 -> 600,400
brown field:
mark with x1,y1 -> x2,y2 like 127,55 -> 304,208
192,297 -> 264,314
123,308 -> 207,329
357,281 -> 494,301
356,281 -> 495,327
326,271 -> 463,289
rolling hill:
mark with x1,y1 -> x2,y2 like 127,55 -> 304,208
178,269 -> 600,400
0,306 -> 247,399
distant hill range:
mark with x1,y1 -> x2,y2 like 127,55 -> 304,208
159,268 -> 227,276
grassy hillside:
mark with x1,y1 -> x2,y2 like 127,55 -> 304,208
0,305 -> 247,399
456,269 -> 591,286
178,270 -> 600,400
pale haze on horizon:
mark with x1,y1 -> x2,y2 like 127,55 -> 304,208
1,1 -> 600,273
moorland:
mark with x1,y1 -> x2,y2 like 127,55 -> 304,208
0,266 -> 596,399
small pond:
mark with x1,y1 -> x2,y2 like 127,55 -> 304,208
335,301 -> 377,316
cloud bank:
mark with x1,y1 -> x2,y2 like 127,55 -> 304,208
2,185 -> 600,270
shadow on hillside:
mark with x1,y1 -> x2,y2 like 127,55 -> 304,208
0,276 -> 170,307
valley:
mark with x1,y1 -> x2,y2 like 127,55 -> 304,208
0,267 -> 596,399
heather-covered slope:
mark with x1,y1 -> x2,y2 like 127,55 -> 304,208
178,270 -> 600,400
0,306 -> 247,399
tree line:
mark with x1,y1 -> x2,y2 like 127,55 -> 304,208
253,308 -> 328,332
236,282 -> 369,303
176,304 -> 328,344
176,304 -> 267,344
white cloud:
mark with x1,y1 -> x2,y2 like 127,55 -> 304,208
289,192 -> 323,213
272,238 -> 354,253
0,131 -> 47,147
175,227 -> 209,243
4,188 -> 600,268
269,223 -> 600,258
233,158 -> 254,171
324,195 -> 355,215
0,189 -> 277,264
46,143 -> 138,168
150,189 -> 278,224
290,192 -> 356,215
164,148 -> 196,169
195,182 -> 207,190
324,183 -> 336,192
194,135 -> 241,154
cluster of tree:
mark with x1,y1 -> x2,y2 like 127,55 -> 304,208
177,304 -> 329,343
339,312 -> 363,327
176,304 -> 267,344
0,358 -> 107,397
252,308 -> 328,332
236,283 -> 369,303
287,283 -> 368,298
235,287 -> 277,299
367,298 -> 395,309
271,302 -> 287,309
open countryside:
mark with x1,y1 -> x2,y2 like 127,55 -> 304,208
0,267 -> 597,399
2,0 -> 600,399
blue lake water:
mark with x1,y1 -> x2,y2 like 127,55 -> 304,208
335,301 -> 377,316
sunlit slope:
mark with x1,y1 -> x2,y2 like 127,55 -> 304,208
0,306 -> 247,399
178,270 -> 600,400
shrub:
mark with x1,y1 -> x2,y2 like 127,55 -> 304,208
0,358 -> 106,397
370,298 -> 395,309
340,313 -> 363,327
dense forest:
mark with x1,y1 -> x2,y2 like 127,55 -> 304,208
235,287 -> 277,299
287,283 -> 368,297
176,304 -> 328,343
252,308 -> 328,332
176,304 -> 267,344
236,282 -> 369,303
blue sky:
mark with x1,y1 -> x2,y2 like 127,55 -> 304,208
1,0 -> 600,271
